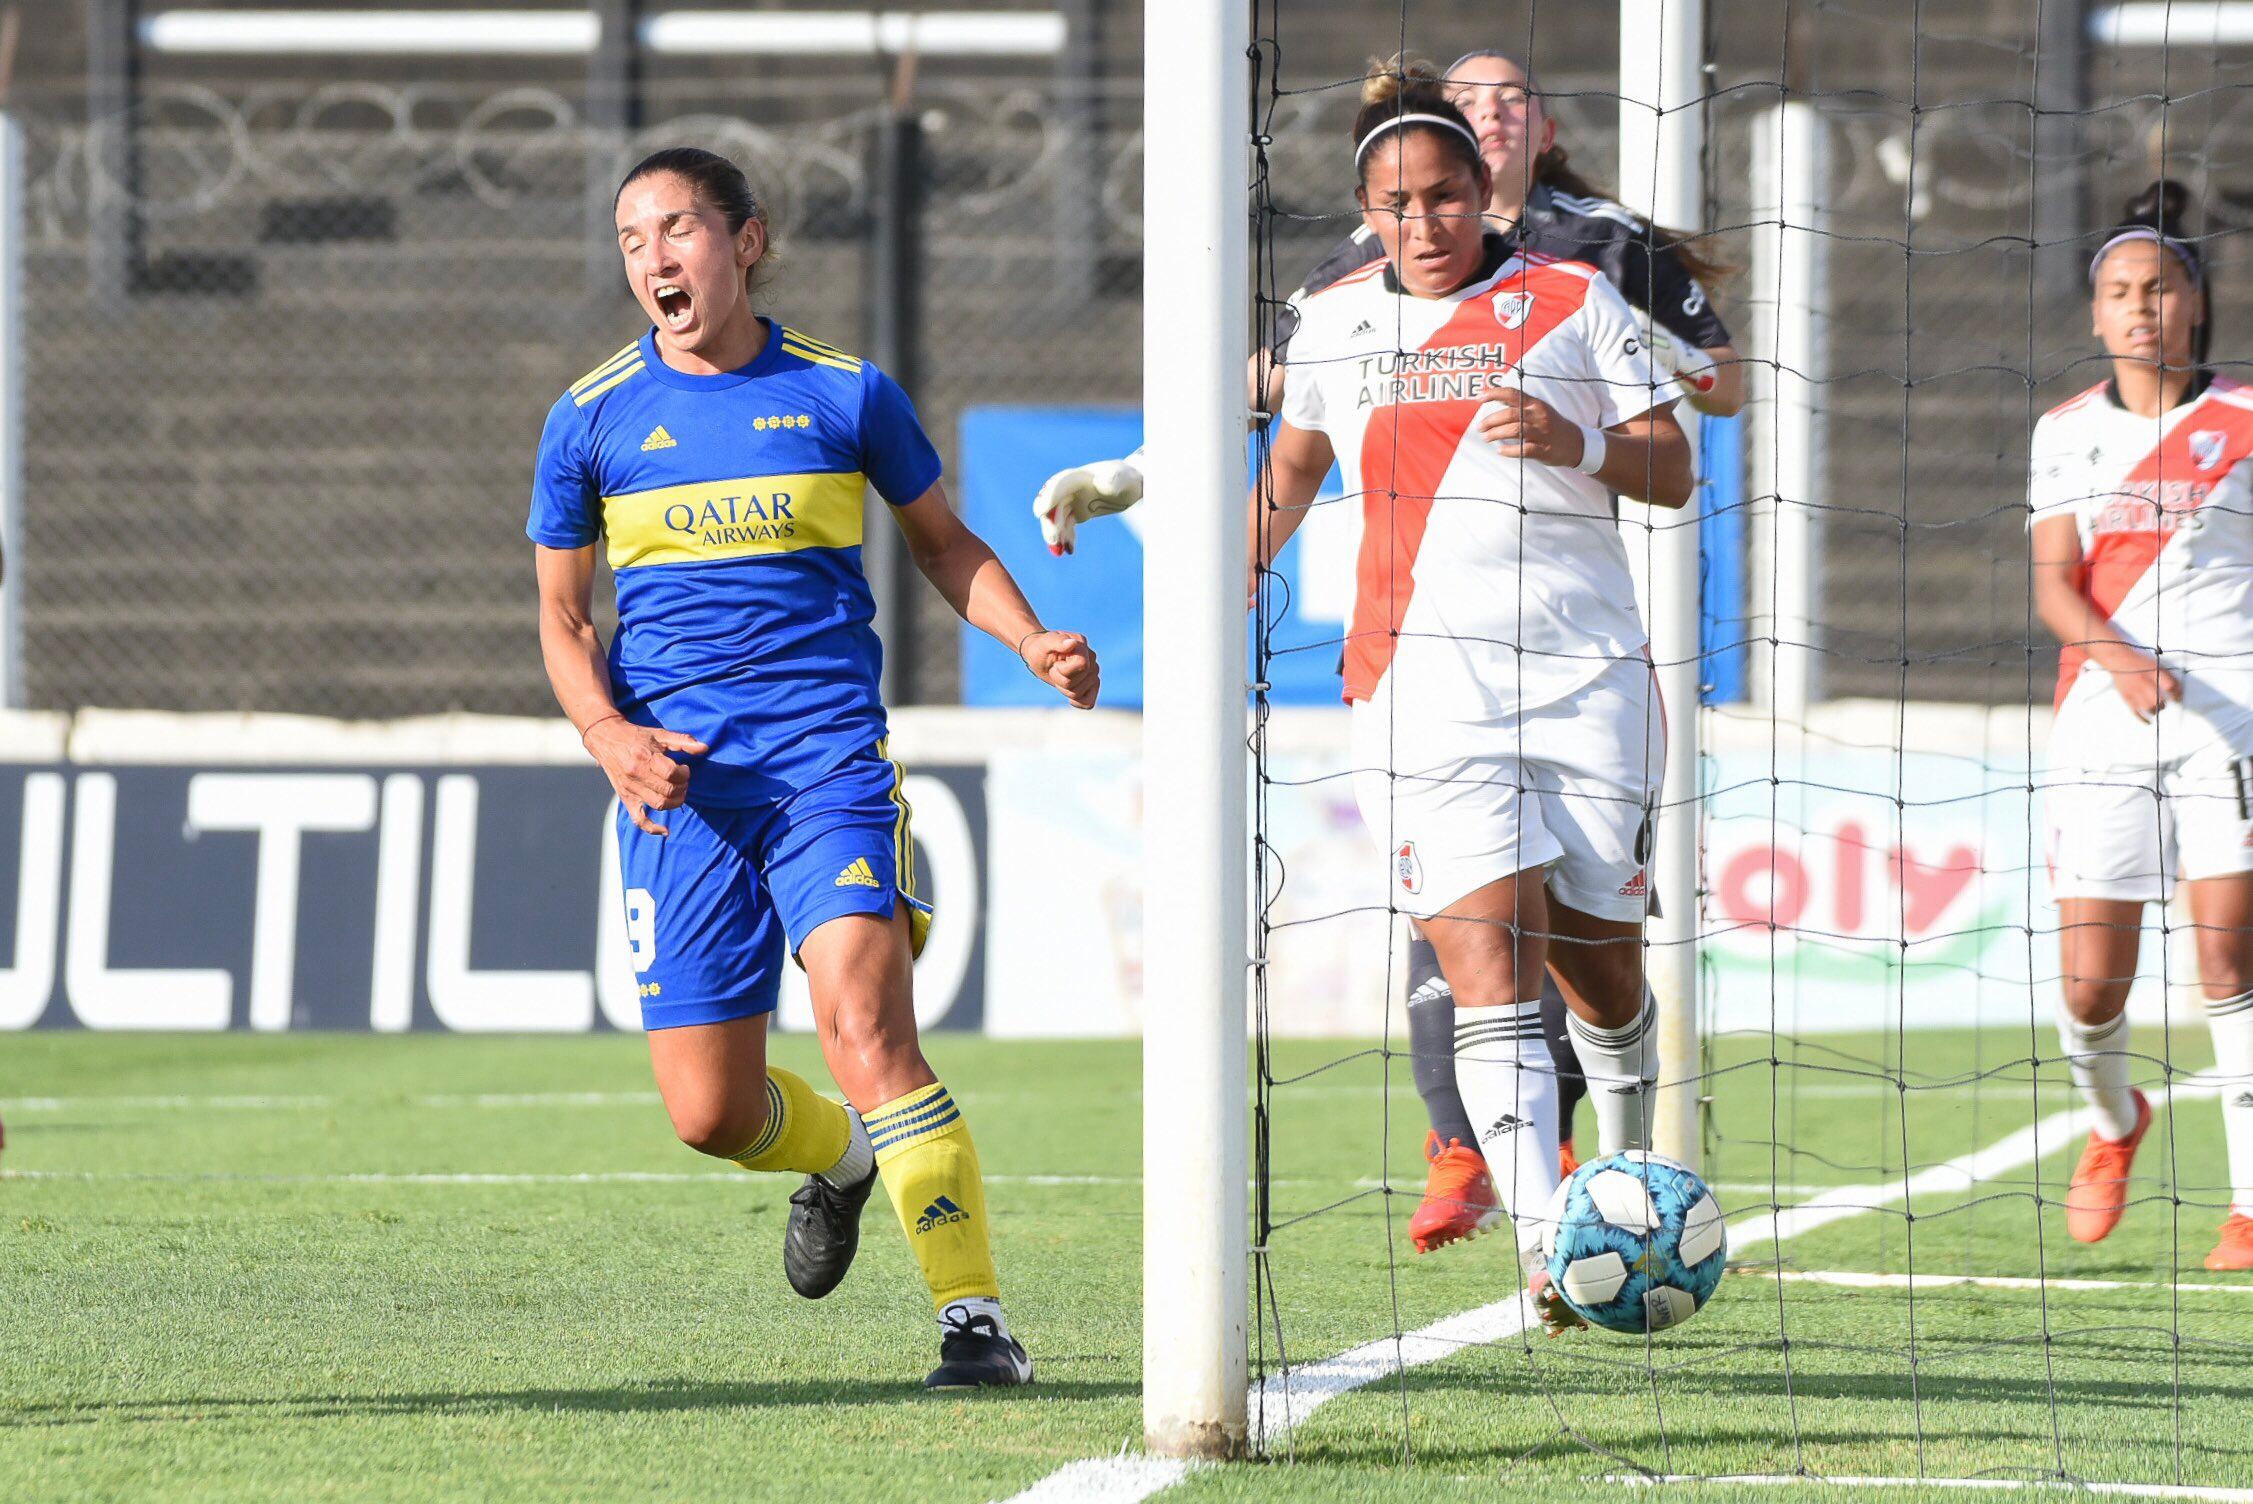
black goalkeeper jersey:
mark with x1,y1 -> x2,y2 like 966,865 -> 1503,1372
1275,182 -> 1732,356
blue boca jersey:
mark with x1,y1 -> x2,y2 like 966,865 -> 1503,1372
528,321 -> 942,805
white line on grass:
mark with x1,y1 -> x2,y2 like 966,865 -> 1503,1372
1729,1079 -> 2225,1252
1003,1457 -> 1197,1503
1755,1269 -> 2253,1297
1250,1290 -> 1540,1450
0,1169 -> 1146,1187
1615,1474 -> 2253,1500
999,1079 -> 2233,1504
0,1091 -> 667,1111
0,1094 -> 336,1111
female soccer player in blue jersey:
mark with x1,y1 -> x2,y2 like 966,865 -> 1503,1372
529,146 -> 1097,1388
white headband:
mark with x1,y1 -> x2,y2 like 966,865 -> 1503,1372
2089,227 -> 2202,286
1355,111 -> 1480,168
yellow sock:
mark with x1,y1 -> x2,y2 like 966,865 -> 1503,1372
867,1082 -> 1000,1308
727,1068 -> 851,1176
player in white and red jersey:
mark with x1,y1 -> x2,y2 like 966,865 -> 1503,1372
2032,180 -> 2253,1271
1253,73 -> 1692,1331
1037,54 -> 1737,1255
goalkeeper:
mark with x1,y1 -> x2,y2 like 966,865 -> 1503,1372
1034,47 -> 1737,1256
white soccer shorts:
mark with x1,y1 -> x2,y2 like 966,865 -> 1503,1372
2045,673 -> 2253,903
1350,654 -> 1666,923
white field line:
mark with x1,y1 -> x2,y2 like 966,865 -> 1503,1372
1616,1474 -> 2253,1501
0,1078 -> 2111,1113
1003,1458 -> 1196,1503
1250,1290 -> 1540,1450
1758,1269 -> 2253,1297
1730,1078 -> 2225,1252
0,1169 -> 1145,1187
0,1167 -> 1830,1202
0,1091 -> 665,1111
999,1079 -> 2232,1504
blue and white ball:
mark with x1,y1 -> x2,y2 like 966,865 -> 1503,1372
1539,1150 -> 1727,1333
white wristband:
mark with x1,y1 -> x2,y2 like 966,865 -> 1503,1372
1574,424 -> 1608,476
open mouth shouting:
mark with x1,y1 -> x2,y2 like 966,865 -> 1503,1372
654,282 -> 694,333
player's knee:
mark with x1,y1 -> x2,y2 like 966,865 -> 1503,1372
815,999 -> 928,1103
2060,974 -> 2131,1025
666,1093 -> 766,1158
2196,934 -> 2253,1000
1548,945 -> 1642,1024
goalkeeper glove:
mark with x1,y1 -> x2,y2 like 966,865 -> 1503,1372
1635,311 -> 1720,402
1032,455 -> 1145,555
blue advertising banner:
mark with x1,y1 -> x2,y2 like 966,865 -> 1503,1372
957,406 -> 1749,708
0,764 -> 986,1033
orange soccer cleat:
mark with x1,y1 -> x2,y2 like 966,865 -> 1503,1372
1409,1130 -> 1503,1253
1558,1137 -> 1580,1178
2064,1089 -> 2151,1244
2205,1213 -> 2253,1271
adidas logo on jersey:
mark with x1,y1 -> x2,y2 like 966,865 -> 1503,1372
834,857 -> 881,889
641,425 -> 677,451
1350,318 -> 1375,337
1617,869 -> 1649,898
916,1195 -> 969,1234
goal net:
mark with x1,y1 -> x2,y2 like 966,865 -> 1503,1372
1237,0 -> 2253,1491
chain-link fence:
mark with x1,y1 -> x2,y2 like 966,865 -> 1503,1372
14,4 -> 2253,714
12,66 -> 1140,714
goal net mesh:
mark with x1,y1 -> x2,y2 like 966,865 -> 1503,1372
1246,0 -> 2253,1489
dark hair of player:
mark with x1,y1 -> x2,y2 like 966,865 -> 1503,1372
1352,62 -> 1485,189
1443,47 -> 1736,292
614,146 -> 771,291
2095,178 -> 2210,367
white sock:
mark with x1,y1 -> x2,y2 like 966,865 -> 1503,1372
2058,1006 -> 2138,1142
821,1107 -> 874,1188
2207,988 -> 2253,1217
1452,1001 -> 1561,1254
941,1295 -> 1011,1341
1566,995 -> 1657,1154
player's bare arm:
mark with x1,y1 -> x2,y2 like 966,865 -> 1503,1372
533,541 -> 707,834
1247,417 -> 1334,603
894,481 -> 1100,708
2029,512 -> 2180,721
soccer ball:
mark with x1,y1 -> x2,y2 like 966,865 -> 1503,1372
1539,1150 -> 1727,1333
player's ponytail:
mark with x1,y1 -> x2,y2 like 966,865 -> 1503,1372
2095,178 -> 2210,366
615,146 -> 772,293
1352,56 -> 1484,189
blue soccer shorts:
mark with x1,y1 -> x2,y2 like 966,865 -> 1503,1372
615,740 -> 933,1030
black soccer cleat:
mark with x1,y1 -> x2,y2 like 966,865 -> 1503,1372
924,1303 -> 1034,1389
783,1165 -> 877,1299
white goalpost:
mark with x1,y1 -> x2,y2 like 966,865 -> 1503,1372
1138,0 -> 1249,1461
1617,0 -> 1707,1170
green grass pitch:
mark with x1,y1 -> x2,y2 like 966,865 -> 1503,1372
4,1028 -> 2251,1502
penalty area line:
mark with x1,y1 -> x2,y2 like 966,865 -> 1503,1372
998,1082 -> 2229,1504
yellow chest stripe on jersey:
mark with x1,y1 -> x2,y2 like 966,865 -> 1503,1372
602,471 -> 865,569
